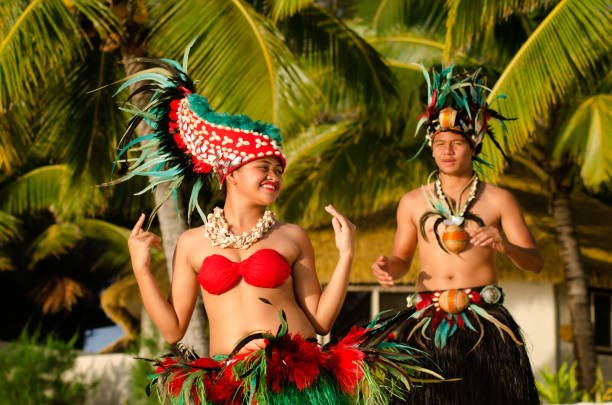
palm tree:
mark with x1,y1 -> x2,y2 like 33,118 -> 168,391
1,0 -> 398,354
0,164 -> 148,342
278,0 -> 610,390
464,1 -> 610,390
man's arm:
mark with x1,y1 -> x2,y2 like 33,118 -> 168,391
470,188 -> 543,273
372,192 -> 418,286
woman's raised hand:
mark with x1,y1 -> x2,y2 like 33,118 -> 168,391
325,205 -> 355,257
128,214 -> 162,273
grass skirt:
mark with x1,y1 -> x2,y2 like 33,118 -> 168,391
395,288 -> 539,404
147,309 -> 441,405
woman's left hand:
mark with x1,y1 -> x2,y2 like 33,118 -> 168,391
325,204 -> 355,257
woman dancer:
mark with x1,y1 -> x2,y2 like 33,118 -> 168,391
113,48 -> 437,404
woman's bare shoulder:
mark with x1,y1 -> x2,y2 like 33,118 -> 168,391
274,221 -> 309,242
177,226 -> 212,250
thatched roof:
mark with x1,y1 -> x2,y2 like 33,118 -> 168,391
309,175 -> 612,287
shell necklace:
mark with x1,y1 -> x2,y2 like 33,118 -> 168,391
205,207 -> 276,249
435,174 -> 479,226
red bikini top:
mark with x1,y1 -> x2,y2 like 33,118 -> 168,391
197,249 -> 292,295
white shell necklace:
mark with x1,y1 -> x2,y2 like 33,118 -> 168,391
204,207 -> 276,249
435,174 -> 479,225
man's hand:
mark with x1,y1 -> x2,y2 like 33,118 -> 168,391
469,226 -> 507,253
372,255 -> 394,287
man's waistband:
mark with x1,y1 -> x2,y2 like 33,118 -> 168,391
406,284 -> 504,313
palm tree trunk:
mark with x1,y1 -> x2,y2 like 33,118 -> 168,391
552,184 -> 596,390
121,49 -> 208,357
154,185 -> 208,356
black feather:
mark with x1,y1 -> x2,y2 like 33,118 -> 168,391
433,217 -> 449,253
464,212 -> 485,227
419,211 -> 441,241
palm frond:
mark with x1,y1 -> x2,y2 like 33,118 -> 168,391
277,119 -> 430,226
481,0 -> 611,179
0,165 -> 104,218
284,121 -> 353,163
0,102 -> 33,176
357,0 -> 447,35
31,274 -> 90,314
0,0 -> 116,105
270,0 -> 313,21
0,254 -> 14,271
27,222 -> 82,270
279,4 -> 398,113
553,94 -> 612,191
366,32 -> 481,69
443,0 -> 555,61
79,218 -> 166,274
39,45 -> 126,184
0,165 -> 67,215
79,219 -> 132,273
147,0 -> 317,134
103,176 -> 155,224
0,211 -> 22,245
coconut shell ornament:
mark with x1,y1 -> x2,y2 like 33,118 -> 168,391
438,289 -> 470,314
442,224 -> 470,254
419,172 -> 484,254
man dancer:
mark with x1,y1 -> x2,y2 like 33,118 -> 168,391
372,67 -> 542,404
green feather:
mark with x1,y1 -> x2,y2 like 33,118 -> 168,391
187,94 -> 282,147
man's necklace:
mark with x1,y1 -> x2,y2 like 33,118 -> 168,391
435,174 -> 479,226
205,207 -> 276,249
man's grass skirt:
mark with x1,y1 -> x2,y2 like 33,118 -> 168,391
396,286 -> 540,405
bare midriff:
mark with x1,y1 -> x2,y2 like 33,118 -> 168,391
202,277 -> 316,356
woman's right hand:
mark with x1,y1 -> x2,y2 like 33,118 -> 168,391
325,204 -> 355,258
128,214 -> 162,273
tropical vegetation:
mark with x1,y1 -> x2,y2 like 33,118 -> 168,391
0,329 -> 94,404
0,0 -> 610,395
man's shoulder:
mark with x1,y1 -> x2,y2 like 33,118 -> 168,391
400,184 -> 430,204
480,182 -> 518,205
397,186 -> 430,220
481,182 -> 514,200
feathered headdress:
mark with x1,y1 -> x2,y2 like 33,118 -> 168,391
409,65 -> 513,171
107,42 -> 286,224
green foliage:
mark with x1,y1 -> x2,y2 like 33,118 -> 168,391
590,367 -> 612,403
0,329 -> 94,405
278,4 -> 399,114
482,0 -> 611,180
39,45 -> 127,184
147,0 -> 317,133
553,94 -> 612,191
0,165 -> 105,219
128,359 -> 158,405
536,361 -> 612,404
270,0 -> 313,22
126,334 -> 167,405
443,0 -> 555,61
0,0 -> 116,105
536,362 -> 586,404
358,0 -> 447,36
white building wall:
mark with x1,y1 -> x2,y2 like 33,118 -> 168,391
65,353 -> 138,405
501,280 -> 558,375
